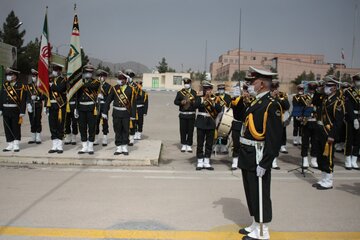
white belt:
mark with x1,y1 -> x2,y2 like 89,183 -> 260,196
69,101 -> 76,105
79,101 -> 94,105
180,111 -> 196,115
354,110 -> 359,114
307,118 -> 316,122
197,112 -> 211,117
50,100 -> 57,103
233,119 -> 242,123
100,101 -> 105,104
113,106 -> 127,111
317,121 -> 324,126
240,137 -> 265,165
137,104 -> 144,107
3,104 -> 17,107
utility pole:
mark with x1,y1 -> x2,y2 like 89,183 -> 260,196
238,8 -> 242,75
204,40 -> 207,74
351,2 -> 358,68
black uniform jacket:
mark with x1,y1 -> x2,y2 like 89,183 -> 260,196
136,87 -> 149,115
231,95 -> 251,130
216,93 -> 232,108
320,92 -> 345,141
274,91 -> 290,112
312,90 -> 325,121
103,84 -> 136,119
76,78 -> 101,112
344,87 -> 360,122
194,96 -> 222,130
48,76 -> 67,110
238,92 -> 283,171
0,81 -> 27,116
99,81 -> 112,104
174,88 -> 197,119
26,82 -> 44,107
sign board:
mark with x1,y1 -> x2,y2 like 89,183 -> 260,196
0,42 -> 17,68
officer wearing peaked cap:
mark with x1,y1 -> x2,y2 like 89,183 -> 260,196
47,63 -> 67,154
343,72 -> 360,170
26,68 -> 44,144
174,77 -> 198,153
133,80 -> 149,140
238,66 -> 282,240
75,64 -> 101,155
125,69 -> 138,146
312,75 -> 344,190
0,68 -> 27,152
94,69 -> 112,146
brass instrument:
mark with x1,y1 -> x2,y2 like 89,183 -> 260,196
183,94 -> 195,110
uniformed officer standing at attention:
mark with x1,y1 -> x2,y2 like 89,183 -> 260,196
46,63 -> 67,154
195,81 -> 222,171
76,64 -> 100,155
64,86 -> 79,146
174,78 -> 197,153
94,69 -> 111,146
291,84 -> 305,146
102,71 -> 136,155
312,76 -> 344,190
134,80 -> 148,140
214,83 -> 232,154
343,72 -> 360,170
26,69 -> 43,144
0,68 -> 27,152
238,66 -> 282,240
125,69 -> 138,146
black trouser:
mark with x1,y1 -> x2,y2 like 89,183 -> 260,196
28,104 -> 42,133
113,117 -> 130,146
129,119 -> 136,135
317,128 -> 335,174
179,117 -> 195,146
293,117 -> 302,137
345,121 -> 360,156
48,107 -> 66,140
135,107 -> 145,132
95,104 -> 109,135
64,104 -> 78,135
78,110 -> 97,142
242,169 -> 272,223
3,114 -> 21,142
196,128 -> 215,159
232,129 -> 241,158
301,121 -> 318,157
281,126 -> 287,146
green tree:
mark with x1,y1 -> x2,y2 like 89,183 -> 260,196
157,57 -> 168,73
96,62 -> 112,76
17,38 -> 40,75
326,67 -> 335,76
81,48 -> 89,66
0,11 -> 26,49
192,71 -> 207,81
231,70 -> 246,81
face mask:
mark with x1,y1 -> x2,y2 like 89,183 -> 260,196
117,80 -> 124,86
355,81 -> 360,87
218,89 -> 225,94
128,77 -> 133,83
6,75 -> 13,81
324,86 -> 333,95
52,71 -> 58,77
32,77 -> 37,82
83,72 -> 92,79
248,85 -> 257,96
99,77 -> 105,82
298,91 -> 304,95
184,84 -> 191,89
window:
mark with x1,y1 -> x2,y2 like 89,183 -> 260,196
262,57 -> 267,61
173,76 -> 182,85
252,56 -> 256,61
152,77 -> 159,88
316,74 -> 321,80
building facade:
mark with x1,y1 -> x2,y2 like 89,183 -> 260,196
142,72 -> 191,91
210,48 -> 360,92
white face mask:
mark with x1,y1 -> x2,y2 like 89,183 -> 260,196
355,81 -> 360,87
83,72 -> 92,79
117,80 -> 124,86
298,91 -> 304,95
32,77 -> 37,82
99,77 -> 105,82
218,89 -> 225,94
52,71 -> 59,77
6,75 -> 13,81
248,85 -> 257,96
324,86 -> 333,95
184,84 -> 191,89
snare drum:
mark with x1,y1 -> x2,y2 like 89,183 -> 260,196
217,108 -> 234,138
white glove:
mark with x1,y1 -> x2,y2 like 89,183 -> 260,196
101,113 -> 107,119
27,103 -> 33,113
256,165 -> 266,177
49,82 -> 53,87
74,109 -> 79,119
354,119 -> 360,130
44,107 -> 49,116
0,110 -> 2,116
98,93 -> 104,99
31,95 -> 37,100
130,117 -> 136,120
19,113 -> 25,118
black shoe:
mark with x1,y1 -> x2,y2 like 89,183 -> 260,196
238,228 -> 250,235
196,167 -> 203,171
78,151 -> 86,154
88,151 -> 94,155
57,150 -> 63,154
102,143 -> 107,147
204,167 -> 214,171
114,152 -> 122,155
272,166 -> 280,170
345,167 -> 352,170
316,185 -> 333,190
280,150 -> 288,154
71,142 -> 76,145
93,143 -> 99,146
231,167 -> 238,171
354,167 -> 360,170
242,236 -> 263,240
123,152 -> 129,156
48,149 -> 57,153
14,149 -> 20,152
36,141 -> 41,144
312,183 -> 321,188
3,149 -> 11,152
128,143 -> 134,146
28,140 -> 35,144
64,142 -> 71,145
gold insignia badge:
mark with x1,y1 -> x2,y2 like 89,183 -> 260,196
275,109 -> 281,117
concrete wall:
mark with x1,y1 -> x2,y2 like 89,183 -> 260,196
142,72 -> 191,90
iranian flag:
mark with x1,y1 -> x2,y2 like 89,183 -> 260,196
66,6 -> 82,100
37,7 -> 51,98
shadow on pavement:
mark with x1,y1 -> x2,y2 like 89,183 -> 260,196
213,197 -> 250,227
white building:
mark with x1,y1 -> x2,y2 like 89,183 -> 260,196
142,72 -> 191,91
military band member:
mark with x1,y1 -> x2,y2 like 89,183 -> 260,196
291,84 -> 305,146
76,64 -> 100,155
64,94 -> 78,145
46,63 -> 67,153
102,72 -> 136,155
125,69 -> 138,146
94,69 -> 111,146
134,80 -> 148,140
195,81 -> 222,171
238,67 -> 282,240
174,78 -> 197,153
343,73 -> 360,170
0,68 -> 26,152
26,69 -> 43,144
230,82 -> 253,170
312,76 -> 344,190
214,83 -> 232,154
